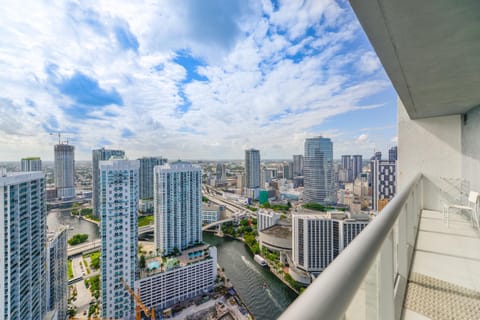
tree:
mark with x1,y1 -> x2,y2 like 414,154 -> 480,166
139,255 -> 146,269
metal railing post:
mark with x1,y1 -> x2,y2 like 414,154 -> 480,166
378,231 -> 395,320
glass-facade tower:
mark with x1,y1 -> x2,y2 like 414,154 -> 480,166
304,137 -> 335,204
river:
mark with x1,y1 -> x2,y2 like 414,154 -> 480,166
47,211 -> 296,319
203,232 -> 297,320
47,208 -> 100,240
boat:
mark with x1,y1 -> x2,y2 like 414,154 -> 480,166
262,281 -> 267,289
253,254 -> 267,267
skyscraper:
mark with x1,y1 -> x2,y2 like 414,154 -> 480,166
54,143 -> 75,200
352,155 -> 363,180
154,162 -> 202,255
21,157 -> 42,172
304,137 -> 335,204
371,151 -> 382,161
0,170 -> 46,319
389,146 -> 398,162
293,154 -> 304,177
283,161 -> 293,180
138,157 -> 167,200
92,148 -> 125,217
341,155 -> 352,182
100,159 -> 139,319
215,163 -> 226,183
245,149 -> 261,189
292,211 -> 369,274
46,229 -> 67,320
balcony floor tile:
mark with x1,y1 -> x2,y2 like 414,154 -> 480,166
403,209 -> 480,319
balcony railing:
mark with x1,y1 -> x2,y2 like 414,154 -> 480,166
279,174 -> 423,320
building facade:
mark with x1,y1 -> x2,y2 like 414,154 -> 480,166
292,154 -> 304,177
303,137 -> 335,204
54,144 -> 75,200
352,155 -> 363,180
257,210 -> 281,232
0,171 -> 46,320
202,204 -> 220,224
341,155 -> 352,182
215,163 -> 226,183
136,247 -> 217,310
154,162 -> 202,255
92,148 -> 125,217
371,160 -> 397,211
245,149 -> 261,189
292,211 -> 369,274
389,146 -> 398,162
283,161 -> 293,180
100,160 -> 139,319
46,229 -> 68,320
138,157 -> 167,200
21,157 -> 42,172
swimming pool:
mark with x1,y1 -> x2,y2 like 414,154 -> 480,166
147,261 -> 160,270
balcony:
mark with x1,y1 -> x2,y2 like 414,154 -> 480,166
280,1 -> 480,319
280,175 -> 480,320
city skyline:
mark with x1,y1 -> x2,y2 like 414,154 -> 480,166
0,0 -> 396,161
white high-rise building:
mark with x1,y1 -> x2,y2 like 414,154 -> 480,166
303,137 -> 335,204
292,211 -> 369,274
0,171 -> 46,320
54,143 -> 75,200
21,157 -> 42,172
245,149 -> 261,189
100,160 -> 139,319
136,246 -> 217,310
92,148 -> 125,217
257,210 -> 281,232
46,229 -> 68,320
154,162 -> 202,255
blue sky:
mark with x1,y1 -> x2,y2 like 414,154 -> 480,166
0,0 -> 397,160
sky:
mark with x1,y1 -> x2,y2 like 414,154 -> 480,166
0,0 -> 397,161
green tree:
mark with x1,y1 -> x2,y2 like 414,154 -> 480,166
68,234 -> 89,245
139,254 -> 146,269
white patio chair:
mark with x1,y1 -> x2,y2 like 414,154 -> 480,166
443,191 -> 479,228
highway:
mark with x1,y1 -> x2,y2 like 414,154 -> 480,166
67,218 -> 237,257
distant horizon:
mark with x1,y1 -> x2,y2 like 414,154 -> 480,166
0,153 -> 391,163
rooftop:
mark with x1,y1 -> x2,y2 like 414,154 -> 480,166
140,244 -> 212,278
260,225 -> 291,240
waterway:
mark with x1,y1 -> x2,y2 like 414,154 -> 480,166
203,232 -> 297,320
46,211 -> 296,319
47,208 -> 100,240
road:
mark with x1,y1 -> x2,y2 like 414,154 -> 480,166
68,240 -> 101,257
71,256 -> 92,317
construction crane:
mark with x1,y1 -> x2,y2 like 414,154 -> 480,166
121,278 -> 156,320
50,131 -> 74,144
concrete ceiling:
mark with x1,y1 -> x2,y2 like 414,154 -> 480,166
350,0 -> 480,119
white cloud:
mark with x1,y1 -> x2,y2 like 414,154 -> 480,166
358,51 -> 381,74
356,134 -> 368,143
0,0 -> 395,160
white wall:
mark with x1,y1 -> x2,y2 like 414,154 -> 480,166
462,105 -> 480,192
398,98 -> 462,210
